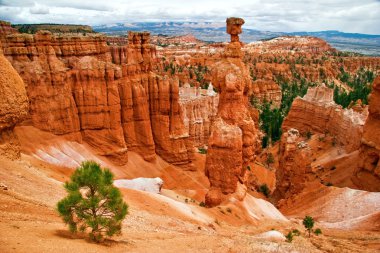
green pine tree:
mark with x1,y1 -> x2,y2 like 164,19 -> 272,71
57,161 -> 128,242
303,216 -> 315,238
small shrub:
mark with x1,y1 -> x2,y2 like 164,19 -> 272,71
226,207 -> 232,213
258,184 -> 270,198
198,148 -> 207,154
185,198 -> 188,203
266,153 -> 275,167
314,228 -> 322,236
199,201 -> 206,207
292,229 -> 301,236
325,182 -> 333,187
306,131 -> 312,140
247,165 -> 251,171
285,231 -> 294,243
331,166 -> 336,171
303,216 -> 315,237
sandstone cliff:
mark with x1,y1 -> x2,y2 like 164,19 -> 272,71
282,84 -> 367,152
1,30 -> 194,166
355,76 -> 380,191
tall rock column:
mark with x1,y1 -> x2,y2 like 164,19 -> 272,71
205,18 -> 258,206
117,32 -> 156,162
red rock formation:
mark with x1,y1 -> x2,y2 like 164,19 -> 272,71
0,20 -> 18,38
354,76 -> 380,191
112,32 -> 194,166
251,79 -> 282,107
152,34 -> 201,45
226,17 -> 245,43
149,76 -> 195,167
273,128 -> 312,201
0,42 -> 28,159
282,85 -> 368,152
2,31 -> 127,163
205,18 -> 258,206
243,37 -> 380,84
342,58 -> 380,73
245,36 -> 335,54
1,29 -> 194,166
114,32 -> 156,162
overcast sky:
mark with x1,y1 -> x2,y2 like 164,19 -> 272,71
0,0 -> 379,34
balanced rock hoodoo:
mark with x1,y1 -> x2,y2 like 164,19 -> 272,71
205,18 -> 258,206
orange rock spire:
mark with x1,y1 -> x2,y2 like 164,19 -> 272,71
205,17 -> 258,206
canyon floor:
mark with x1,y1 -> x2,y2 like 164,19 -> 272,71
0,127 -> 379,253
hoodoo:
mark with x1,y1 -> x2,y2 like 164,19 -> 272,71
205,18 -> 258,206
0,42 -> 28,159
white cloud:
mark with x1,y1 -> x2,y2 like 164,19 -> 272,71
0,0 -> 379,34
30,5 -> 49,15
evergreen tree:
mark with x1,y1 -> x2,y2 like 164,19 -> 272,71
303,216 -> 314,238
57,161 -> 128,242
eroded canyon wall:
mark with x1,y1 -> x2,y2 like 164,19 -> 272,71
1,30 -> 195,166
282,85 -> 367,152
355,76 -> 380,191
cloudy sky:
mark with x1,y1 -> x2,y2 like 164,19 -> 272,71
1,0 -> 380,34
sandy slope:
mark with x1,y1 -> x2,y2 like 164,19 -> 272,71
0,155 -> 311,253
281,184 -> 380,231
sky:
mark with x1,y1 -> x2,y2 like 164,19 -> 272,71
0,0 -> 380,34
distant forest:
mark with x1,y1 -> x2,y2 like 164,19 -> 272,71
12,24 -> 95,34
